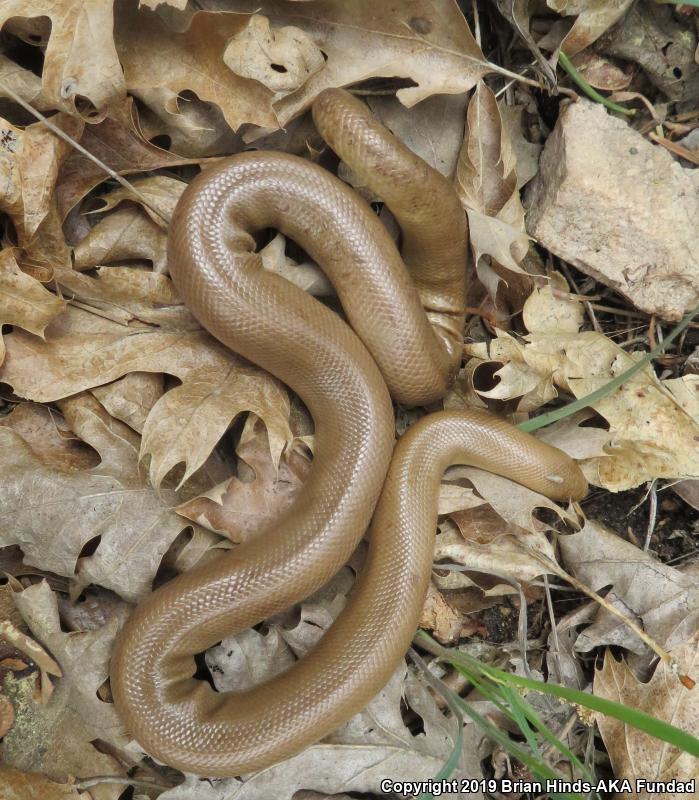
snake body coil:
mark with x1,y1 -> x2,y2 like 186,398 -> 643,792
111,89 -> 587,776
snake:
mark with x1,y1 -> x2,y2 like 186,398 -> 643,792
110,88 -> 587,777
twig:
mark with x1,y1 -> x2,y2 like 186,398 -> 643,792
472,0 -> 481,48
619,334 -> 649,349
486,60 -> 549,92
0,81 -> 172,225
649,315 -> 657,350
348,88 -> 403,96
587,303 -> 647,319
523,545 -> 678,671
398,22 -> 552,94
495,59 -> 579,100
64,298 -> 133,325
643,479 -> 659,552
551,287 -> 603,303
73,776 -> 173,791
610,90 -> 661,121
543,574 -> 562,679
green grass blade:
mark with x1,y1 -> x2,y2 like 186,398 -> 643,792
459,661 -> 597,792
453,658 -> 594,790
507,685 -> 598,789
518,303 -> 699,432
558,51 -> 635,115
501,684 -> 542,758
408,650 -> 465,799
419,632 -> 699,757
449,687 -> 586,800
412,646 -> 586,798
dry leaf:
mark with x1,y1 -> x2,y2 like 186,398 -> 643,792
158,732 -> 482,800
600,2 -> 699,102
436,499 -> 561,587
420,582 -> 465,643
1,303 -> 293,489
212,692 -> 483,800
550,0 -> 636,58
92,371 -> 165,433
438,481 -> 484,515
455,82 -> 529,282
52,266 -> 196,328
55,98 -> 199,219
207,626 -> 296,694
457,82 -> 520,216
260,233 -> 332,297
449,464 -> 579,533
0,766 -> 90,800
0,584 -> 24,629
18,116 -> 84,244
221,0 -> 491,130
141,0 -> 188,11
0,114 -> 80,267
545,603 -> 595,690
138,87 -> 244,158
594,634 -> 699,797
57,586 -> 130,633
497,102 -> 542,188
11,580 -> 126,742
0,399 -> 197,601
535,411 -> 611,462
0,695 -> 14,739
177,415 -> 311,540
522,273 -> 583,334
664,374 -> 699,420
224,14 -> 325,94
0,53 -> 49,111
0,249 -> 65,364
366,91 -> 470,177
571,50 -> 634,91
465,280 -> 699,490
0,0 -> 126,117
155,776 -> 240,800
674,479 -> 699,512
0,620 -> 62,704
72,205 -> 168,273
4,581 -> 127,783
88,174 -> 187,228
139,357 -> 292,490
115,4 -> 277,133
559,520 -> 699,654
0,401 -> 98,473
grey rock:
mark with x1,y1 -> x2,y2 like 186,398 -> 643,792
525,99 -> 699,321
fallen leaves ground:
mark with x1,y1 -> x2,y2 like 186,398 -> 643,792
0,1 -> 698,799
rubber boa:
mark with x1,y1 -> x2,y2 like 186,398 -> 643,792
111,88 -> 587,776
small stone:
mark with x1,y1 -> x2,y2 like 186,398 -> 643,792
525,100 -> 699,321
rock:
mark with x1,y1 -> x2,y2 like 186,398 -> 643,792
525,99 -> 699,321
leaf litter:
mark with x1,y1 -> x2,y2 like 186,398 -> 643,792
0,0 -> 698,797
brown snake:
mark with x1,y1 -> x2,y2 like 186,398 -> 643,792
111,89 -> 587,776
